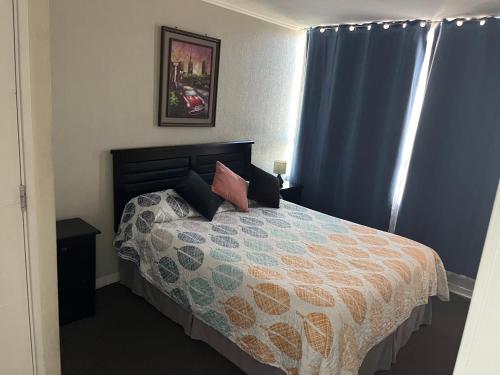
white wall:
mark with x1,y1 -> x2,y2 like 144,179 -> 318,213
50,0 -> 305,279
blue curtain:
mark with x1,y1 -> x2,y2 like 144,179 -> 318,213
395,19 -> 500,278
291,22 -> 429,230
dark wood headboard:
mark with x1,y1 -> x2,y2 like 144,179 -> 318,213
110,140 -> 254,231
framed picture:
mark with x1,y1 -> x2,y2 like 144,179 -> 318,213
158,26 -> 221,127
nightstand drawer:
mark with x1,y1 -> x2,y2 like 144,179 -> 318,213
56,218 -> 100,325
57,236 -> 96,291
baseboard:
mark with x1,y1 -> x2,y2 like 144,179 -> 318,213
95,272 -> 120,289
447,271 -> 475,299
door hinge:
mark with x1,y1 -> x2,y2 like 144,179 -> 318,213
20,184 -> 27,210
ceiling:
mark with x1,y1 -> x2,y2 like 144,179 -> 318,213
203,0 -> 500,29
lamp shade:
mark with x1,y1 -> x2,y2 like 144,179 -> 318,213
273,160 -> 287,175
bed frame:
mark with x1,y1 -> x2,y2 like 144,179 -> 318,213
110,140 -> 254,231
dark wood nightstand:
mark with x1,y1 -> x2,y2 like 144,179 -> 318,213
56,218 -> 100,325
280,181 -> 303,205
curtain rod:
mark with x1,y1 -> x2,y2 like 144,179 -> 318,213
310,15 -> 499,31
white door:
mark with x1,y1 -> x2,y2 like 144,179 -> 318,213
0,0 -> 34,373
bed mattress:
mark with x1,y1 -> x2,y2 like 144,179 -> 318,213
113,190 -> 449,375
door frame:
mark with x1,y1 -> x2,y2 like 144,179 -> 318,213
12,0 -> 61,374
454,181 -> 500,374
12,0 -> 36,370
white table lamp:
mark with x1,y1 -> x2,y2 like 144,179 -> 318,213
273,160 -> 287,187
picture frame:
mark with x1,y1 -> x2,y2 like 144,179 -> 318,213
158,26 -> 221,127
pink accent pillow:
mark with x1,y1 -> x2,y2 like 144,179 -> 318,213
211,161 -> 249,212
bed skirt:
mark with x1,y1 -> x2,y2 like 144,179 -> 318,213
119,259 -> 432,375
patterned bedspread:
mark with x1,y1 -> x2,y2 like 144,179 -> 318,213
114,189 -> 449,375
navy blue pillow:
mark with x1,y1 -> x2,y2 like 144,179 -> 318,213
175,170 -> 223,221
248,164 -> 280,208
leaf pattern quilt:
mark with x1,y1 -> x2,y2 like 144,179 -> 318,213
114,190 -> 449,375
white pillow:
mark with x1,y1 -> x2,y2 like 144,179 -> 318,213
120,189 -> 237,226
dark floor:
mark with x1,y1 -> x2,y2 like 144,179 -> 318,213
60,284 -> 469,375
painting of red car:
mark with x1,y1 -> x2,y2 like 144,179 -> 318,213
159,27 -> 220,126
181,86 -> 206,116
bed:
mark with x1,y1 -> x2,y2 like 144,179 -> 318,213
111,141 -> 449,375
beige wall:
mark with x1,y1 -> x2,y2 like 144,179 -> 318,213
50,0 -> 305,279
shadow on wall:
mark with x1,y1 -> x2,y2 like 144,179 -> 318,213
97,150 -> 119,279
